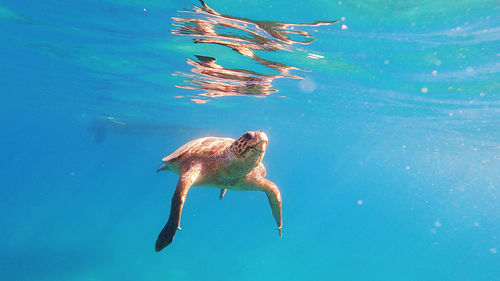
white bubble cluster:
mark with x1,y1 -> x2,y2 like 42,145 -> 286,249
434,220 -> 442,228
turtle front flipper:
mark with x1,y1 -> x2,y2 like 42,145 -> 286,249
246,178 -> 283,237
155,163 -> 202,252
262,179 -> 283,237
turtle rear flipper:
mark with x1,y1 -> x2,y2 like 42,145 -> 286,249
157,164 -> 170,172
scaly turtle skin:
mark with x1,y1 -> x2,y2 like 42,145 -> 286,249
155,130 -> 282,251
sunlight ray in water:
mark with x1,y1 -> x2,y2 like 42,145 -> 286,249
171,0 -> 339,101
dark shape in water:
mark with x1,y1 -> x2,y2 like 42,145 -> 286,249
88,116 -> 205,144
172,0 -> 339,100
89,119 -> 107,144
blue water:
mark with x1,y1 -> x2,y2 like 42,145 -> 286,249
1,0 -> 499,280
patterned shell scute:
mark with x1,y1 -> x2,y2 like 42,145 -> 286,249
162,137 -> 234,163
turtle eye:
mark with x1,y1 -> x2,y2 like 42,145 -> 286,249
243,133 -> 252,140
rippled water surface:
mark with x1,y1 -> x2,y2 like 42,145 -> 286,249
1,1 -> 499,280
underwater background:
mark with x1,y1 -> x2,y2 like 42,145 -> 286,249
1,0 -> 499,280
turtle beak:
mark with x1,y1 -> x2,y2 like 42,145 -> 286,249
252,130 -> 268,152
254,140 -> 267,151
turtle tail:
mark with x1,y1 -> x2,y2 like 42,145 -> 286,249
157,163 -> 170,173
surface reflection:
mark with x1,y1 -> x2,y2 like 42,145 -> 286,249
175,55 -> 280,97
172,0 -> 338,100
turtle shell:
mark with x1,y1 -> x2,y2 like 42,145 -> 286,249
162,137 -> 234,164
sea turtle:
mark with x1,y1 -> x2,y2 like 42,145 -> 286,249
155,130 -> 282,251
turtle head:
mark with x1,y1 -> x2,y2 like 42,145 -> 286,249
229,130 -> 268,162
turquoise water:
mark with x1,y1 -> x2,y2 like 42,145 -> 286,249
1,0 -> 499,280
